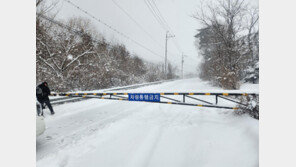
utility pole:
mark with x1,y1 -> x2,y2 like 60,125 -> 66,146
164,31 -> 174,79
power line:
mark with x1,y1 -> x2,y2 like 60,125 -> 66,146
62,0 -> 182,67
149,0 -> 183,53
143,0 -> 182,53
143,0 -> 186,73
110,0 -> 181,66
145,0 -> 174,35
150,0 -> 172,32
38,13 -> 180,69
144,0 -> 167,32
111,0 -> 164,50
63,0 -> 164,59
144,0 -> 186,73
37,13 -> 102,43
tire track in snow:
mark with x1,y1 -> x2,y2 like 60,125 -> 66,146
37,101 -> 149,160
126,104 -> 183,167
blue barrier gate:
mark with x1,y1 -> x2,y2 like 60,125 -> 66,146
50,92 -> 259,110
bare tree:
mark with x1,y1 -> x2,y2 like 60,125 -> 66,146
36,17 -> 98,91
36,9 -> 178,91
193,0 -> 258,89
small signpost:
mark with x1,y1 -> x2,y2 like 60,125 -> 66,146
128,93 -> 160,102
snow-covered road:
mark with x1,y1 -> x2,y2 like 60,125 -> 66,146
37,78 -> 258,167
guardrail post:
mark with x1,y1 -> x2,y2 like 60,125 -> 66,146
183,94 -> 185,103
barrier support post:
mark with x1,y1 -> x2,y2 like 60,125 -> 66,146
216,95 -> 218,104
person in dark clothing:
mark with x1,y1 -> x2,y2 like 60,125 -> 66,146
36,82 -> 55,115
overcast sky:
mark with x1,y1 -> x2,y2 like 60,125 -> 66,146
48,0 -> 258,75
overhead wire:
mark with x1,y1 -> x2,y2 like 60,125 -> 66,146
111,0 -> 189,67
111,0 -> 183,65
37,13 -> 102,43
110,0 -> 164,51
149,0 -> 183,53
149,0 -> 172,32
62,0 -> 185,66
148,0 -> 199,64
144,0 -> 167,32
63,0 -> 164,59
144,0 -> 182,53
38,13 -> 179,69
145,0 -> 200,69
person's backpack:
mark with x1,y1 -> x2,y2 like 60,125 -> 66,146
36,86 -> 43,97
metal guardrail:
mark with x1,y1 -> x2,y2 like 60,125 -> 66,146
49,79 -> 175,105
51,97 -> 84,105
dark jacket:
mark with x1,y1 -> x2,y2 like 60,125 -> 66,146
36,82 -> 51,103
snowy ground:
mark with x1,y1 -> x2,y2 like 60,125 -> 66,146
37,78 -> 259,167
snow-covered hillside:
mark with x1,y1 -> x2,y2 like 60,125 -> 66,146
37,78 -> 258,167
